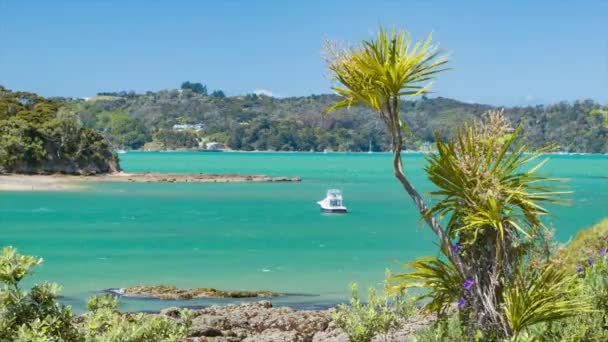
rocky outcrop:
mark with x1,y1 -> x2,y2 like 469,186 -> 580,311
156,301 -> 432,342
114,285 -> 280,300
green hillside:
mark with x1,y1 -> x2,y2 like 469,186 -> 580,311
63,88 -> 608,153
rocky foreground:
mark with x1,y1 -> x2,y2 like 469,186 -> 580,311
154,301 -> 432,342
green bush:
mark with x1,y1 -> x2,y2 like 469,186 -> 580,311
525,245 -> 608,341
559,218 -> 608,269
0,246 -> 192,342
0,247 -> 82,341
332,283 -> 415,342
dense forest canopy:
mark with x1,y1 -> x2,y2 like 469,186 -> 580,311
0,86 -> 119,174
63,85 -> 608,153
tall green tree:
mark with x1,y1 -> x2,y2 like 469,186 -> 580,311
325,28 -> 591,340
325,27 -> 461,269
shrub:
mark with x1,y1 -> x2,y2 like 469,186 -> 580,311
525,245 -> 608,341
558,218 -> 608,268
86,294 -> 119,312
0,246 -> 192,342
332,283 -> 414,342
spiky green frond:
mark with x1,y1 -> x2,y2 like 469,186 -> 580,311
504,264 -> 593,335
325,26 -> 448,126
425,115 -> 565,245
389,256 -> 462,316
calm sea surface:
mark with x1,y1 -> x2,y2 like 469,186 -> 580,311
1,152 -> 607,312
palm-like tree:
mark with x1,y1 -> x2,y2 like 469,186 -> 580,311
326,28 -> 589,339
325,27 -> 462,271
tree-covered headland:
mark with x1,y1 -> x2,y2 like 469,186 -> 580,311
0,86 -> 119,174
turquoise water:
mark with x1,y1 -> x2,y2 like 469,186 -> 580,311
1,152 -> 607,312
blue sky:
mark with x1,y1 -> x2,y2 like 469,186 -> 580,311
1,0 -> 607,105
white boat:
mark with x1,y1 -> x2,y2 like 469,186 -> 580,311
317,189 -> 347,213
115,149 -> 127,154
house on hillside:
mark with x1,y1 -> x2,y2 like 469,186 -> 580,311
172,123 -> 204,131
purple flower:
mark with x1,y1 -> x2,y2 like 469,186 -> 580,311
587,258 -> 595,266
451,243 -> 461,254
457,298 -> 466,308
576,265 -> 583,273
600,247 -> 606,257
463,279 -> 474,291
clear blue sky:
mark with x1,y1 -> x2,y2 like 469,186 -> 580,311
1,0 -> 607,106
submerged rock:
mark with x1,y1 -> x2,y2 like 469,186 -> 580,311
119,285 -> 280,300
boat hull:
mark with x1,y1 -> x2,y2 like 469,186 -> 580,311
320,207 -> 347,214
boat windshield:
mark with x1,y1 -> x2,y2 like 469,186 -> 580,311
330,199 -> 341,207
327,189 -> 342,198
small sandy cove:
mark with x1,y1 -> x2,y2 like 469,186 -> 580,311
0,172 -> 301,192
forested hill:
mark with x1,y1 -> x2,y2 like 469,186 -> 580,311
65,88 -> 608,153
0,87 -> 119,174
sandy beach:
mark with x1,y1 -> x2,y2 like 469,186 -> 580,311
0,172 -> 301,192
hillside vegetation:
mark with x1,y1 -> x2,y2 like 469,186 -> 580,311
64,87 -> 608,153
0,86 -> 119,174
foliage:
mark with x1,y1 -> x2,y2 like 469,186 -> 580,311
210,90 -> 226,98
0,246 -> 191,342
0,86 -> 119,174
62,85 -> 608,153
154,129 -> 200,150
426,111 -> 562,244
388,111 -> 591,339
325,26 -> 463,311
332,283 -> 410,342
325,26 -> 447,118
519,244 -> 608,341
558,218 -> 608,269
86,294 -> 119,312
0,247 -> 82,341
390,256 -> 462,318
502,264 -> 592,337
180,81 -> 207,95
409,314 -> 468,342
82,110 -> 151,150
82,294 -> 192,342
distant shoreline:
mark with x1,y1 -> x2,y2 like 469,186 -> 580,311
131,149 -> 608,156
0,172 -> 301,192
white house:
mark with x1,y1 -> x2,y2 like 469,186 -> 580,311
172,123 -> 204,131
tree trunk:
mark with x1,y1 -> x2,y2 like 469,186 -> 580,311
386,102 -> 465,274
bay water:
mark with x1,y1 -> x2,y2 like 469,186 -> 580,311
1,152 -> 606,312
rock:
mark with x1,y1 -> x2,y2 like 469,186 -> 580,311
189,325 -> 223,337
174,301 -> 430,342
312,330 -> 348,342
160,306 -> 181,318
191,315 -> 230,331
243,330 -> 300,342
120,285 -> 280,300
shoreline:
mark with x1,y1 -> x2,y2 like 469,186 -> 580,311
0,172 -> 301,192
128,149 -> 608,156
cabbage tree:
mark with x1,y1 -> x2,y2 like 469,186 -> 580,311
325,27 -> 463,272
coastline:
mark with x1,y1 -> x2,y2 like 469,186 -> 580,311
0,172 -> 301,192
130,149 -> 608,156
